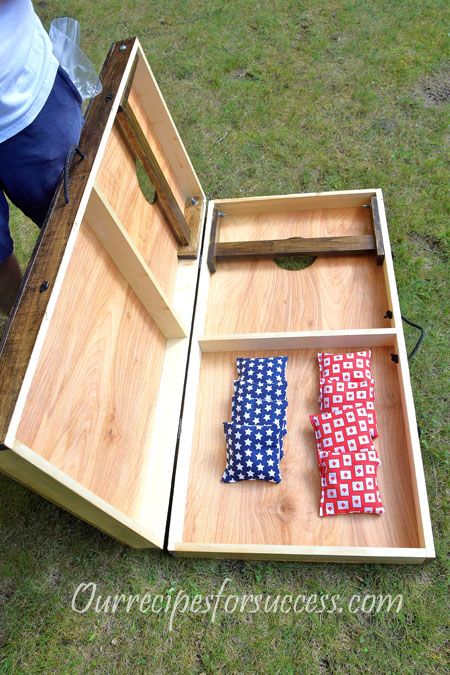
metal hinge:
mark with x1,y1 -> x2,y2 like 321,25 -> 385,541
177,417 -> 183,441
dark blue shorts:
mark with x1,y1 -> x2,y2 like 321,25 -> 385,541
0,66 -> 83,263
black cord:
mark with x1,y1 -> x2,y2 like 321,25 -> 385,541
63,145 -> 85,205
402,315 -> 425,359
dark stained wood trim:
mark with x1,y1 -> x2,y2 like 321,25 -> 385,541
0,37 -> 138,444
207,208 -> 220,273
116,100 -> 191,246
370,195 -> 385,265
178,199 -> 204,259
213,234 -> 376,263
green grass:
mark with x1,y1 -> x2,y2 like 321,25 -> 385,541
1,0 -> 449,672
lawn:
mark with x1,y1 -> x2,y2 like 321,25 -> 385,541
1,0 -> 449,672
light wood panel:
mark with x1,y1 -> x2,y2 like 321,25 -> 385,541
0,441 -> 158,548
95,124 -> 180,299
0,38 -> 140,447
132,49 -> 204,206
181,347 -> 420,549
375,190 -> 434,555
214,190 -> 376,214
15,220 -> 168,520
116,99 -> 191,246
199,329 -> 397,352
86,185 -> 187,338
175,543 -> 426,563
205,207 -> 389,334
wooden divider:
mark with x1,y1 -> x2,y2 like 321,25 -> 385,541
86,185 -> 187,338
199,329 -> 398,352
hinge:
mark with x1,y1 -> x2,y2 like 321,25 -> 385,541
177,417 -> 183,440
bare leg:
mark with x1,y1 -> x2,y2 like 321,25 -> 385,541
0,253 -> 22,316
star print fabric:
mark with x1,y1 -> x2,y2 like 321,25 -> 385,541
222,423 -> 282,483
231,397 -> 288,435
236,356 -> 288,380
234,379 -> 288,400
221,356 -> 288,484
310,408 -> 384,516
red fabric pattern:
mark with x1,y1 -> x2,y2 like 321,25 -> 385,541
317,351 -> 373,382
319,450 -> 384,516
309,408 -> 384,516
319,378 -> 378,438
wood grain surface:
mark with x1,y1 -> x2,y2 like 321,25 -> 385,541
95,124 -> 180,300
116,101 -> 191,245
205,207 -> 389,334
16,221 -> 168,519
182,347 -> 420,548
213,234 -> 376,260
0,38 -> 138,444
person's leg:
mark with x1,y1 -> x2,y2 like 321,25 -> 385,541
0,253 -> 22,316
0,67 -> 82,316
0,190 -> 21,316
0,66 -> 83,228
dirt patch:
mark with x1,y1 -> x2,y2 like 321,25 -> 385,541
409,233 -> 448,263
229,68 -> 258,80
417,67 -> 450,107
0,580 -> 16,605
375,117 -> 397,132
47,566 -> 61,588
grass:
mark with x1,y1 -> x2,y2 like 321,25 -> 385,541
1,0 -> 449,672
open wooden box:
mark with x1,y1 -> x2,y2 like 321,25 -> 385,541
0,39 -> 434,563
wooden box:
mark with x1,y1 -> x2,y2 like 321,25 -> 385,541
0,39 -> 434,563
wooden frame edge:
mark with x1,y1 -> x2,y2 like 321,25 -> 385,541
167,200 -> 216,551
213,189 -> 377,214
173,542 -> 430,564
0,37 -> 140,444
375,189 -> 434,554
0,440 -> 161,548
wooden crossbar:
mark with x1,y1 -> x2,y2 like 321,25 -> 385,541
207,196 -> 386,272
215,234 -> 376,259
116,100 -> 191,246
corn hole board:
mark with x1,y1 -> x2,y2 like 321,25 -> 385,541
0,38 -> 434,563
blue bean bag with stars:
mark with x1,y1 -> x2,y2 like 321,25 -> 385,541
221,422 -> 282,483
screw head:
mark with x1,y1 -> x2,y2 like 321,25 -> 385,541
190,197 -> 199,205
119,44 -> 127,52
39,281 -> 49,293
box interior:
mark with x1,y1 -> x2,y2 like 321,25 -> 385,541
170,195 -> 425,555
182,347 -> 418,548
13,61 -> 202,545
206,203 -> 388,334
3,40 -> 430,559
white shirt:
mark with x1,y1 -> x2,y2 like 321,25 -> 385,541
0,0 -> 58,142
